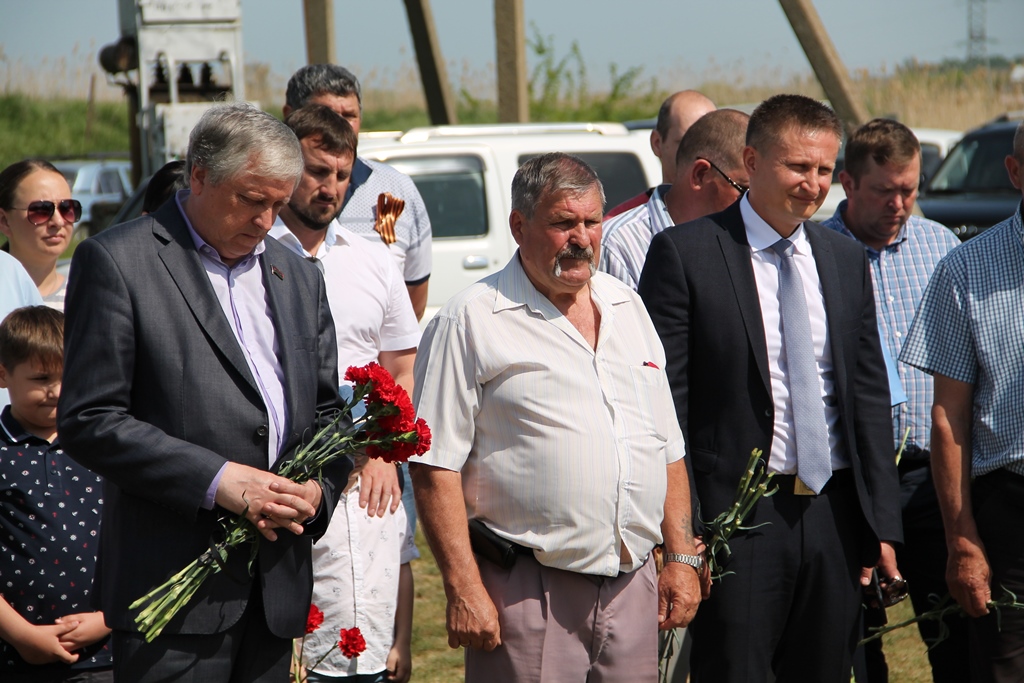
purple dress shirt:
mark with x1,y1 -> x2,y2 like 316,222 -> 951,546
175,192 -> 289,508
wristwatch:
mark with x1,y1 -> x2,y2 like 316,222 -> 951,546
664,552 -> 705,573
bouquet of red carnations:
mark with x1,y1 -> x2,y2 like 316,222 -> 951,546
130,363 -> 431,642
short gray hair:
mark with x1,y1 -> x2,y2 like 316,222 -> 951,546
185,102 -> 303,187
286,64 -> 362,111
511,153 -> 605,219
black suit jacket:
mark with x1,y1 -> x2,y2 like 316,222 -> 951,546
58,200 -> 349,638
637,201 -> 901,562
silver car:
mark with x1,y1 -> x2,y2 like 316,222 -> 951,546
54,159 -> 133,235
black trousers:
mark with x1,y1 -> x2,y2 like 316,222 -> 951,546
970,469 -> 1024,683
689,470 -> 864,683
112,581 -> 292,683
855,460 -> 970,683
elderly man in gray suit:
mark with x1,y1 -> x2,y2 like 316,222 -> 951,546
58,103 -> 350,682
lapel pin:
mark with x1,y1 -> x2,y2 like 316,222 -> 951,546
271,265 -> 284,280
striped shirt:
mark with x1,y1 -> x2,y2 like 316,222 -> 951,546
900,203 -> 1024,476
338,158 -> 432,285
600,184 -> 674,290
823,201 -> 959,452
413,255 -> 685,577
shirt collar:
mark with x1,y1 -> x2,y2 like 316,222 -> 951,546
493,252 -> 629,315
0,405 -> 49,446
741,193 -> 812,255
268,215 -> 339,259
647,184 -> 675,231
342,157 -> 375,208
831,199 -> 909,251
175,189 -> 265,267
1014,201 -> 1024,243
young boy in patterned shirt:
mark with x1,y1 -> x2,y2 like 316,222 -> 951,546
0,306 -> 111,682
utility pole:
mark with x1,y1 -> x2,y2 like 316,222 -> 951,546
403,0 -> 458,124
302,0 -> 335,64
494,0 -> 528,122
967,0 -> 988,65
778,0 -> 868,134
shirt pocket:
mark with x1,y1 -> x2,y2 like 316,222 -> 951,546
629,365 -> 674,442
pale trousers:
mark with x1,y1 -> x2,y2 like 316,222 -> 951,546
467,552 -> 659,683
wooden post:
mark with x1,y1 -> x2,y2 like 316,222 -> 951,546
403,0 -> 458,124
85,74 -> 97,145
494,0 -> 528,123
302,0 -> 335,65
778,0 -> 868,134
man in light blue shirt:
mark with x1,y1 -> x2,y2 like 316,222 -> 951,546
901,120 -> 1024,681
0,250 -> 43,407
824,118 -> 963,682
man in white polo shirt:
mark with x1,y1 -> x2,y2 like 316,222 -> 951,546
411,153 -> 701,682
270,104 -> 420,517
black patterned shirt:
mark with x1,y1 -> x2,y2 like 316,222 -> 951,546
0,406 -> 111,672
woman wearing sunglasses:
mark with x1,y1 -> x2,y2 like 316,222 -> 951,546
0,160 -> 81,311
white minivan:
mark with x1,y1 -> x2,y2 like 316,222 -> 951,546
358,123 -> 661,323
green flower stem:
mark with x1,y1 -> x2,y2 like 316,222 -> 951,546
702,448 -> 776,580
131,397 -> 424,642
860,587 -> 1024,648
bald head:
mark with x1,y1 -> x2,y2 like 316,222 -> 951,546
666,109 -> 750,224
652,90 -> 717,183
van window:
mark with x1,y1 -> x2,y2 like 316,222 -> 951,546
517,152 -> 647,209
385,155 -> 488,239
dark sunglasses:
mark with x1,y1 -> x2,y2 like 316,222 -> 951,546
8,199 -> 83,226
697,157 -> 748,195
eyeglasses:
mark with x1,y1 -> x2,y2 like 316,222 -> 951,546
7,199 -> 83,226
697,157 -> 748,195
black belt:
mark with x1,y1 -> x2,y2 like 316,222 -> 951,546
898,445 -> 930,474
772,468 -> 854,496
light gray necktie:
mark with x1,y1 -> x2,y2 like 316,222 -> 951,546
769,238 -> 832,494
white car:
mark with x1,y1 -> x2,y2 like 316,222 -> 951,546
358,123 -> 662,323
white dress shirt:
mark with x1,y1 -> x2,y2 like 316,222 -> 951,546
741,195 -> 847,474
413,254 -> 685,577
269,218 -> 421,370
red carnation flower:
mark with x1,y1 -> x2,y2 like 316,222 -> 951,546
339,626 -> 367,658
413,418 -> 432,455
306,604 -> 324,634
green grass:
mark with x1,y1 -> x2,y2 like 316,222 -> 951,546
409,535 -> 933,682
0,94 -> 129,169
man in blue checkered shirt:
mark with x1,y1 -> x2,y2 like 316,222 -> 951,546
823,118 -> 965,682
901,119 -> 1024,682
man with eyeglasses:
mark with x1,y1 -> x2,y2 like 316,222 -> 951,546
606,90 -> 717,219
822,118 -> 965,683
600,109 -> 750,291
638,95 -> 902,682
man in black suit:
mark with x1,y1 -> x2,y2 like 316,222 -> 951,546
638,94 -> 902,682
58,103 -> 350,682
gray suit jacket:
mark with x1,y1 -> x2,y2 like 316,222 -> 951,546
58,200 -> 349,638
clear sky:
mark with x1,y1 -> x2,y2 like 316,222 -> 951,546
1,0 -> 1022,97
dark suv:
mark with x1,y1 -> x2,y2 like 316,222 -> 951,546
918,115 -> 1022,239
